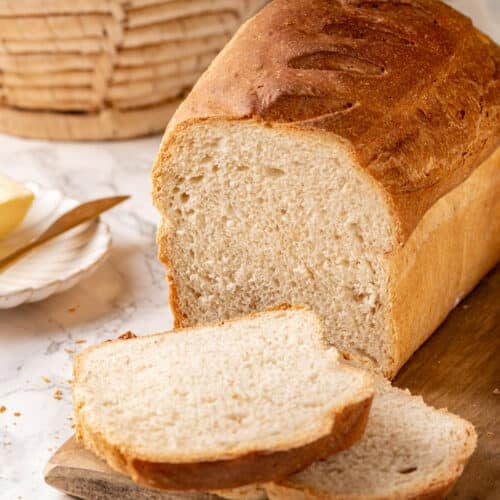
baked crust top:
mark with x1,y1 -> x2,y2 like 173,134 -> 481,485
168,0 -> 500,242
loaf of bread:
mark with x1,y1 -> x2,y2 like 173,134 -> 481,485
73,307 -> 374,490
153,0 -> 500,378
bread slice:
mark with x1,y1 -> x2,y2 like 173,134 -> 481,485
266,379 -> 477,499
73,307 -> 374,491
152,0 -> 500,378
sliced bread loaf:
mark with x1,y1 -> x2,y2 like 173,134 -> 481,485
152,0 -> 500,378
266,379 -> 477,499
73,307 -> 374,491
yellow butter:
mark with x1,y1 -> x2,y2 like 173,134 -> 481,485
0,174 -> 34,239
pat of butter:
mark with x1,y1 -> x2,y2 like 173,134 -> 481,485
0,174 -> 34,239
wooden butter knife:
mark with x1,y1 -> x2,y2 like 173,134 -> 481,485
0,195 -> 129,269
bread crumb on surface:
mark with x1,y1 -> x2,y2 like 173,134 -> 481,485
54,389 -> 63,401
75,339 -> 87,344
64,348 -> 74,354
118,331 -> 137,340
41,376 -> 51,384
68,306 -> 79,313
486,431 -> 494,438
493,388 -> 500,395
13,412 -> 21,417
0,406 -> 6,413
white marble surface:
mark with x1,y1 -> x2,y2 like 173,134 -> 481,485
0,135 -> 174,499
0,2 -> 498,499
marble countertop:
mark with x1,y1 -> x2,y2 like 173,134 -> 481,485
0,135 -> 174,499
0,2 -> 498,499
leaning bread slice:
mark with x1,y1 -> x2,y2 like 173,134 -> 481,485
73,306 -> 374,491
266,379 -> 477,500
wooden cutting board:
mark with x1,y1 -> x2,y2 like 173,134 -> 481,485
44,268 -> 500,500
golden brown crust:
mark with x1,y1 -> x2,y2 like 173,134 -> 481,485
129,397 -> 372,490
387,146 -> 500,376
75,396 -> 372,491
156,221 -> 188,328
166,0 -> 500,242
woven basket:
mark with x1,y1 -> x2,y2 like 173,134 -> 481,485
0,0 -> 267,140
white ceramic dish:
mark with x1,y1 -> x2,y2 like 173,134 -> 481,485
0,183 -> 111,309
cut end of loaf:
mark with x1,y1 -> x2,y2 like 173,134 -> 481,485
73,307 -> 374,490
153,119 -> 398,375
